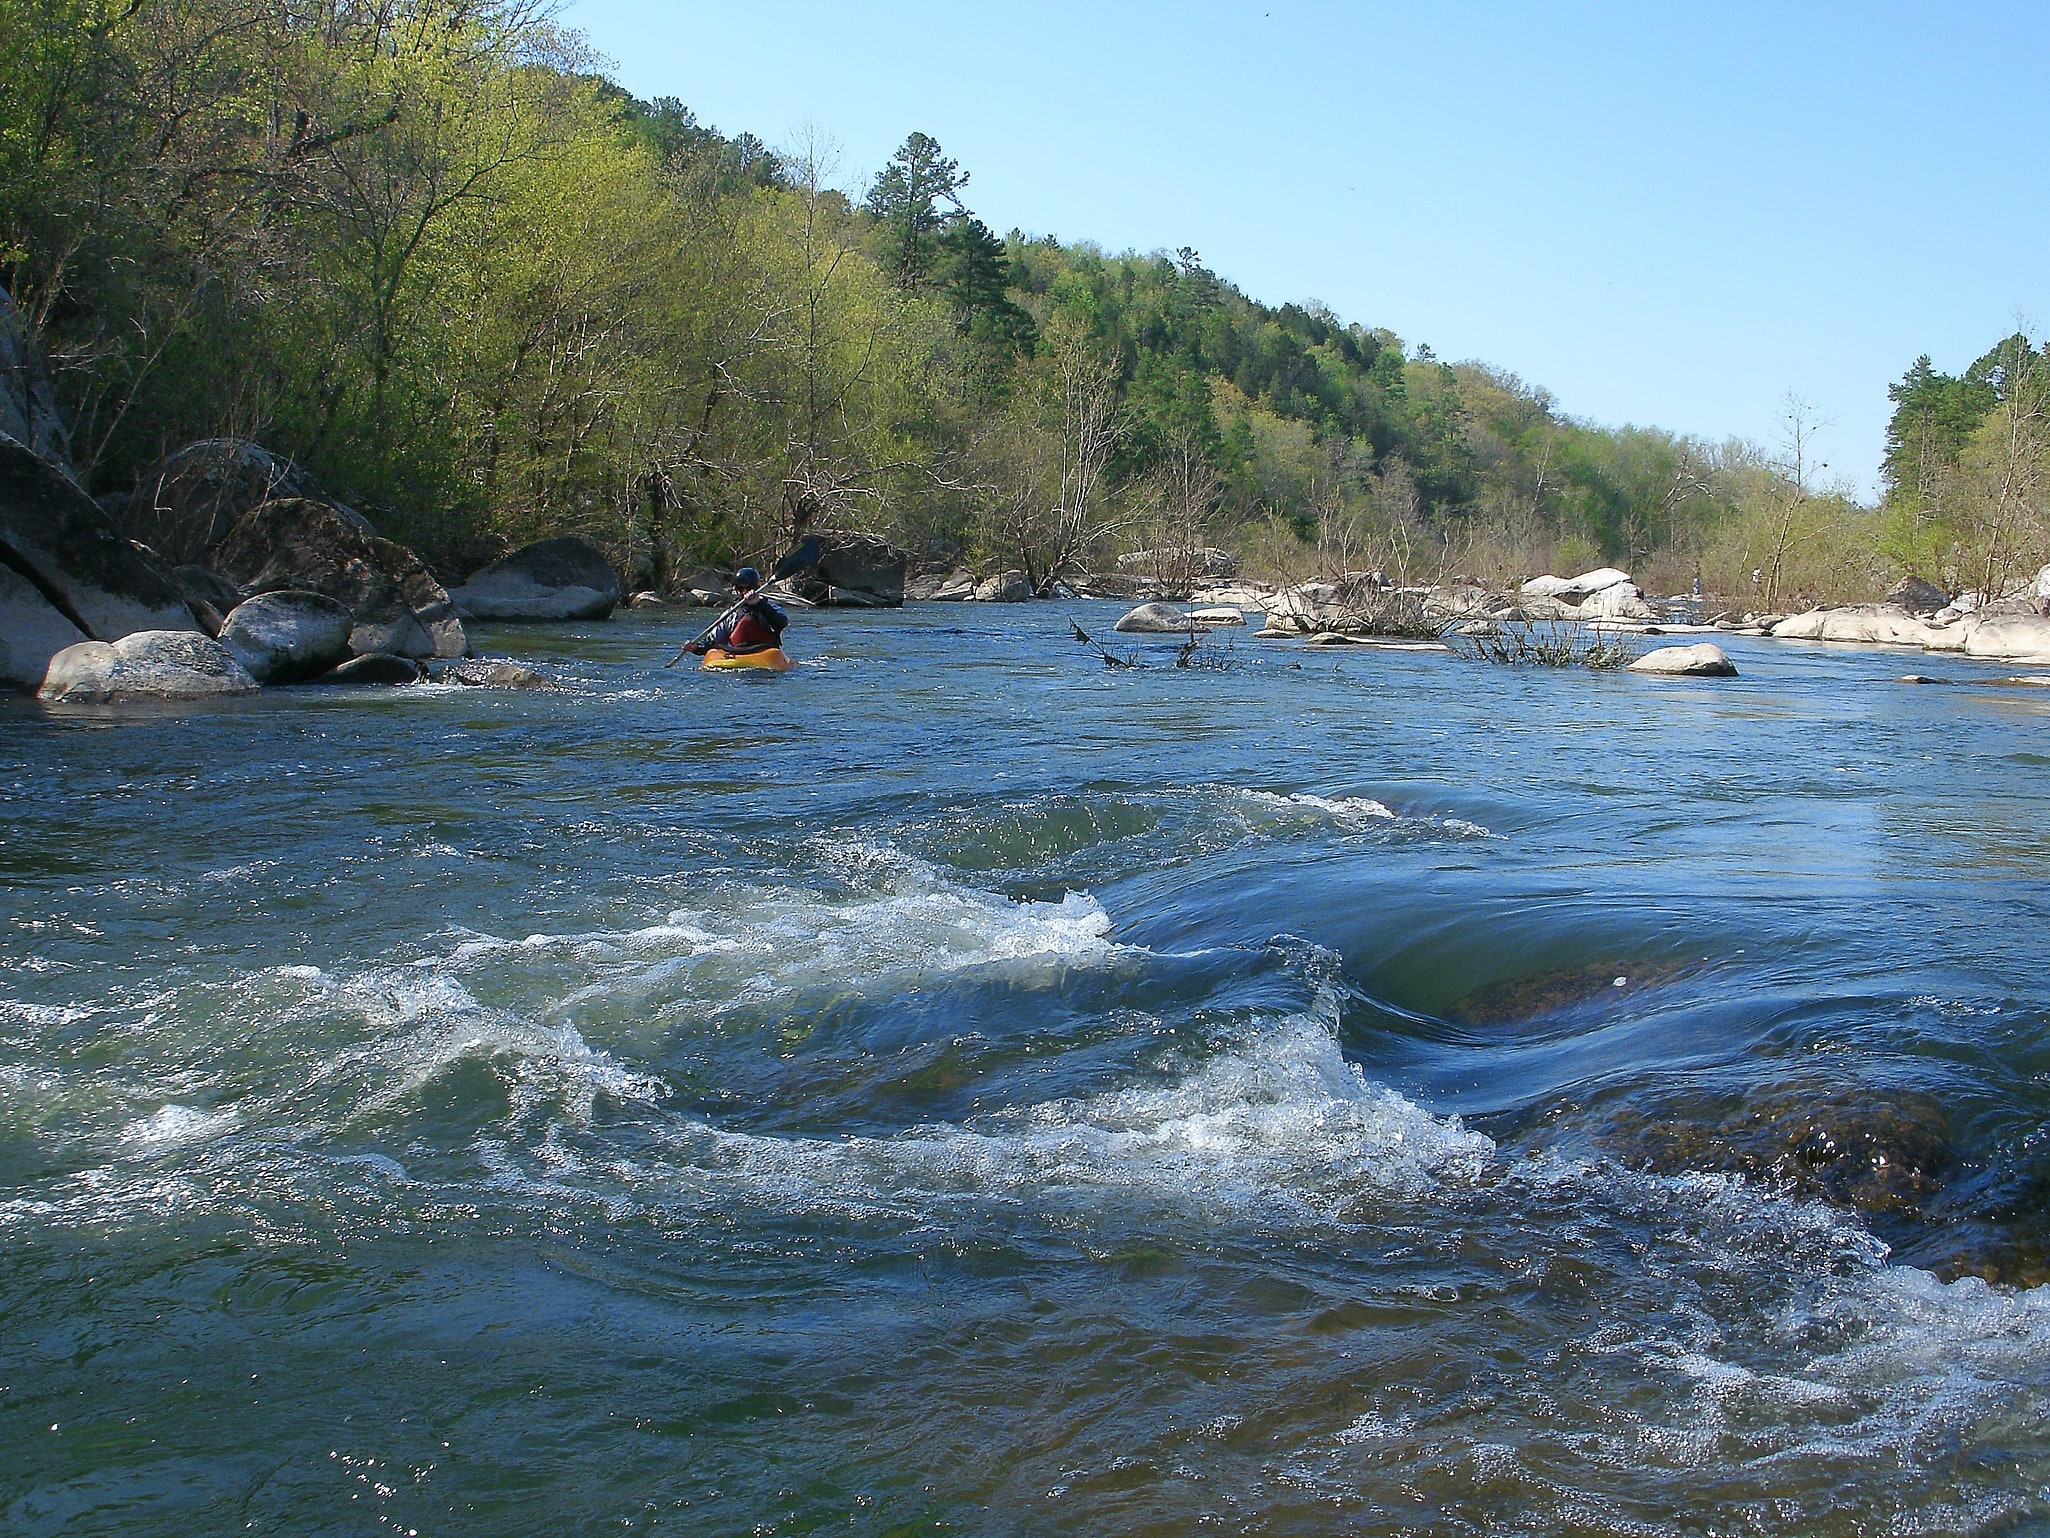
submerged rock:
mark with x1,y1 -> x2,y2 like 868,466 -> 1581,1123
1591,1082 -> 1953,1220
431,658 -> 560,690
1628,643 -> 1736,677
315,652 -> 422,686
219,589 -> 354,684
38,629 -> 258,702
451,536 -> 622,621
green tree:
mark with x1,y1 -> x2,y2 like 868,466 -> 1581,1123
863,131 -> 965,293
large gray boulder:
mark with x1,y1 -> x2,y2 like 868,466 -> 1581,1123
0,286 -> 73,470
1580,581 -> 1658,620
219,589 -> 353,683
1957,613 -> 2050,665
789,532 -> 909,607
128,440 -> 362,565
1114,601 -> 1197,633
971,570 -> 1032,603
38,629 -> 258,702
211,497 -> 465,659
0,561 -> 88,691
907,566 -> 977,602
1628,642 -> 1737,677
1771,604 -> 1945,647
0,433 -> 198,642
450,536 -> 620,621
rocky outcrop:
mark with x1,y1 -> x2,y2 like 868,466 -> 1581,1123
1114,601 -> 1198,633
211,497 -> 465,660
0,287 -> 73,470
790,532 -> 908,607
1956,613 -> 2050,665
0,561 -> 88,690
907,567 -> 977,602
971,570 -> 1032,603
0,432 -> 199,645
1628,642 -> 1737,677
1187,606 -> 1245,626
219,590 -> 354,684
450,535 -> 621,621
37,629 -> 259,702
129,440 -> 362,565
1771,604 -> 1944,646
1522,566 -> 1633,604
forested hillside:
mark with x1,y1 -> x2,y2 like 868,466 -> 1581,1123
5,0 -> 2041,603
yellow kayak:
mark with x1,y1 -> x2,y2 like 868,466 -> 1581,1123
701,646 -> 793,672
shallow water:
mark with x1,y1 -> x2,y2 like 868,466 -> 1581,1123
4,604 -> 2050,1535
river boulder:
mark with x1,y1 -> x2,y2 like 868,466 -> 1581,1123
450,536 -> 621,621
0,433 -> 199,643
971,570 -> 1032,603
38,629 -> 259,702
1957,613 -> 2050,665
789,532 -> 908,607
907,566 -> 977,601
1628,643 -> 1737,677
1771,604 -> 1946,647
314,652 -> 423,685
219,589 -> 354,684
210,497 -> 465,660
1113,601 -> 1197,633
0,562 -> 88,691
1581,581 -> 1658,620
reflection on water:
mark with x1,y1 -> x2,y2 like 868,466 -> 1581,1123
3,604 -> 2050,1535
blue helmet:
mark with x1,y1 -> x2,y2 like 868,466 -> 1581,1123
733,566 -> 762,591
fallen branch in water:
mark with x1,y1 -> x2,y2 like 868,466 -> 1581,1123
1070,619 -> 1143,667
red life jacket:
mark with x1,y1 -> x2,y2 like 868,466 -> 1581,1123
726,610 -> 779,649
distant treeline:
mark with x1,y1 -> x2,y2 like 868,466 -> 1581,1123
6,0 -> 2043,602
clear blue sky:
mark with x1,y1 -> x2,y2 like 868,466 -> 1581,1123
561,0 -> 2048,498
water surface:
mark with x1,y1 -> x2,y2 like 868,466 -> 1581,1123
5,604 -> 2049,1535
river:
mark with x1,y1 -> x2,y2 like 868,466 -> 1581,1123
5,602 -> 2049,1535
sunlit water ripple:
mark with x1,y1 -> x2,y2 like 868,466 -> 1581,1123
3,602 -> 2049,1535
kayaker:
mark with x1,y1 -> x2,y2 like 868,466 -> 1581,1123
686,567 -> 787,657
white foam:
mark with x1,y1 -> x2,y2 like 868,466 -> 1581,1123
642,1003 -> 1494,1224
119,1103 -> 240,1151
